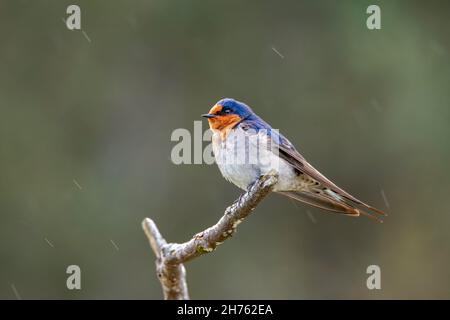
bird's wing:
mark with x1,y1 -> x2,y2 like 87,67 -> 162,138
272,130 -> 386,219
235,116 -> 385,220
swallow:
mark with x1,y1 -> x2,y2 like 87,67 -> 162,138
202,98 -> 386,221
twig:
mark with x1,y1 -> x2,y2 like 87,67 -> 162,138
142,171 -> 278,300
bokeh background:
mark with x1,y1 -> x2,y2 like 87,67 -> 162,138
1,0 -> 450,299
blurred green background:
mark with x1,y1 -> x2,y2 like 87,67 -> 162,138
1,0 -> 450,299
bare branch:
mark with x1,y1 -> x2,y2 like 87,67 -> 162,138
142,218 -> 166,259
142,218 -> 189,300
142,171 -> 278,300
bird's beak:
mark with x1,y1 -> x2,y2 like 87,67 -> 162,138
201,113 -> 216,119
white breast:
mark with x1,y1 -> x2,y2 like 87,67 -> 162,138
212,126 -> 300,191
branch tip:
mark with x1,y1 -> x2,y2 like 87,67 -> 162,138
142,218 -> 166,258
142,172 -> 278,299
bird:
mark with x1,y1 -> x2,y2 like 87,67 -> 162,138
202,98 -> 386,221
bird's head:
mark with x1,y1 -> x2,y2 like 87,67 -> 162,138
202,98 -> 253,131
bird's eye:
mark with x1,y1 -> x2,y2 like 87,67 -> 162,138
224,109 -> 231,114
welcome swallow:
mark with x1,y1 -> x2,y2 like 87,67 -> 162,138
202,98 -> 385,221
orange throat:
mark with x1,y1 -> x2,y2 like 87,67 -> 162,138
208,114 -> 242,140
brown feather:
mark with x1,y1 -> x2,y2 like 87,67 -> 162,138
280,191 -> 360,216
276,145 -> 386,218
279,191 -> 383,222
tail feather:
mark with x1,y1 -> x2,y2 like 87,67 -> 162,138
342,195 -> 386,217
279,190 -> 384,223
